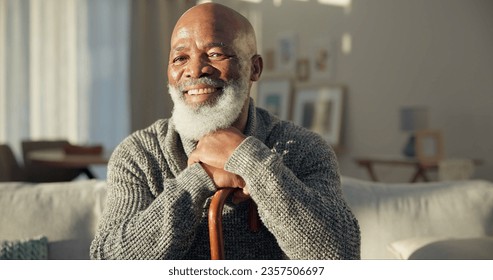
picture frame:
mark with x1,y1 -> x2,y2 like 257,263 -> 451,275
310,37 -> 336,81
276,32 -> 298,74
257,79 -> 292,120
293,85 -> 344,147
415,129 -> 444,164
296,58 -> 310,82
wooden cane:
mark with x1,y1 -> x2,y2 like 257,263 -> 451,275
208,188 -> 261,260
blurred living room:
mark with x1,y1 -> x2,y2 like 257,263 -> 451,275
1,0 -> 493,261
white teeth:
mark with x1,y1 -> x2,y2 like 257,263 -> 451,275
187,88 -> 216,95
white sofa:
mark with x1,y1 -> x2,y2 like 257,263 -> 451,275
342,177 -> 493,259
0,180 -> 106,260
1,177 -> 492,259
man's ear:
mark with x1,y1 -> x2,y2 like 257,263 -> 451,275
250,55 -> 263,82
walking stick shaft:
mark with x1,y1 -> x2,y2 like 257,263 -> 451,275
208,188 -> 235,260
208,188 -> 260,259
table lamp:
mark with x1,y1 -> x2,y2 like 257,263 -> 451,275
400,106 -> 429,157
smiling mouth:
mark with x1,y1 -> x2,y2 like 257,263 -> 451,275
185,87 -> 222,96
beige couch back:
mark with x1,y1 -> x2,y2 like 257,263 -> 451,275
2,177 -> 493,260
342,177 -> 493,259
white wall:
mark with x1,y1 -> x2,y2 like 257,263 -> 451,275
213,0 -> 493,182
340,0 -> 493,182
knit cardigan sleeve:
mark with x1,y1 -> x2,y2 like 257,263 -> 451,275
90,129 -> 216,260
225,123 -> 361,259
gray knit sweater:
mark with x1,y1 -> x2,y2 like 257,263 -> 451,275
90,102 -> 360,259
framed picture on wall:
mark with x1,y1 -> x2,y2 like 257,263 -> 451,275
276,32 -> 298,74
310,37 -> 336,81
257,79 -> 292,120
415,129 -> 444,164
293,85 -> 344,147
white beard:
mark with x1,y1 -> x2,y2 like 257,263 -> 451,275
168,76 -> 250,141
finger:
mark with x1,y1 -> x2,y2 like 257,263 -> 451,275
195,129 -> 247,168
232,188 -> 251,204
187,151 -> 200,166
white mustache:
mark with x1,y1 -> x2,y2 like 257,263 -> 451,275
177,77 -> 225,92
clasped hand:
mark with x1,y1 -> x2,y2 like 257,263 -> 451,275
187,127 -> 250,203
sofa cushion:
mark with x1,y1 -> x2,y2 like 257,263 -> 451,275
388,236 -> 493,259
341,177 -> 493,259
0,180 -> 107,259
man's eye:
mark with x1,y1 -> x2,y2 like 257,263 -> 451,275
209,53 -> 225,59
172,56 -> 187,64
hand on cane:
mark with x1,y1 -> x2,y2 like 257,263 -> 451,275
188,128 -> 250,204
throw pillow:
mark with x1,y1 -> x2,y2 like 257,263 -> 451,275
0,236 -> 48,260
388,236 -> 493,260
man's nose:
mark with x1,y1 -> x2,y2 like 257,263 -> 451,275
185,56 -> 214,79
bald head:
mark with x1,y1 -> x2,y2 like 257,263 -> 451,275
171,3 -> 258,57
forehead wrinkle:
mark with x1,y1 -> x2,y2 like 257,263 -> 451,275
172,39 -> 231,52
173,45 -> 186,52
206,42 -> 226,48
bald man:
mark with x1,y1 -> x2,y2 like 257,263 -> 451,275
91,3 -> 360,260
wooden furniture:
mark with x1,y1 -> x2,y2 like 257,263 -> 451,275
355,155 -> 482,183
356,155 -> 432,182
28,148 -> 108,168
0,144 -> 25,182
26,145 -> 109,180
23,140 -> 84,182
